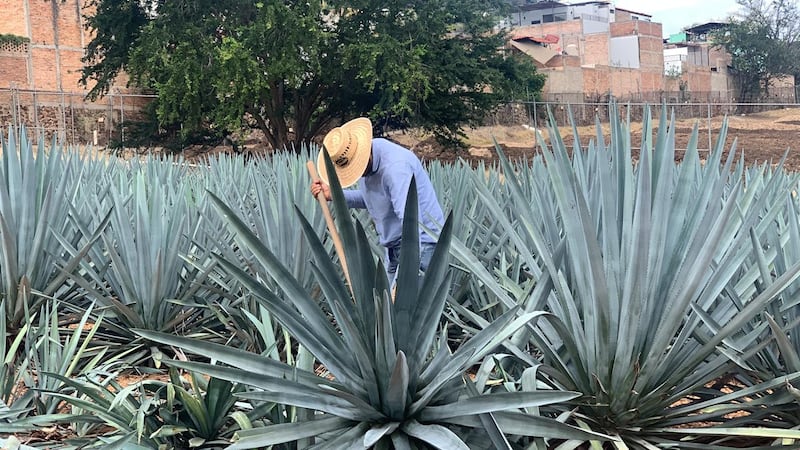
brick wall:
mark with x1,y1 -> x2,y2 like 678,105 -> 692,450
584,34 -> 609,66
609,68 -> 642,96
0,0 -> 26,36
513,20 -> 584,55
610,21 -> 637,37
0,53 -> 28,86
0,0 -> 106,92
583,66 -> 610,95
639,35 -> 664,70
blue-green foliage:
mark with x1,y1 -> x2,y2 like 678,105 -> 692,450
4,102 -> 800,447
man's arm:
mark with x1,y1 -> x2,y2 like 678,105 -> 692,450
385,163 -> 414,221
343,190 -> 366,209
311,180 -> 366,208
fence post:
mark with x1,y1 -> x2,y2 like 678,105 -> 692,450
33,90 -> 39,141
707,103 -> 712,152
11,85 -> 21,132
59,90 -> 67,144
119,90 -> 125,149
107,92 -> 113,146
69,93 -> 76,146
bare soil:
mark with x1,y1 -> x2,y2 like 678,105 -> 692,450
164,108 -> 800,172
385,108 -> 800,171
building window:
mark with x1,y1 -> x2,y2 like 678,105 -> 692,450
532,19 -> 541,24
542,13 -> 566,23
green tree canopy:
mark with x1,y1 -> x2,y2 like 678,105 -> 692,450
713,0 -> 800,101
81,0 -> 544,150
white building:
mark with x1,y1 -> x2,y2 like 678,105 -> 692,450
507,1 -> 651,35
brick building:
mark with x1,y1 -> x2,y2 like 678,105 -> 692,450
0,0 -> 130,93
508,1 -> 666,102
0,0 -> 144,146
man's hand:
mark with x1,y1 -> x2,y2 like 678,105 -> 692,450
310,180 -> 332,201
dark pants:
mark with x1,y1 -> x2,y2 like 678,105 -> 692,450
386,242 -> 436,287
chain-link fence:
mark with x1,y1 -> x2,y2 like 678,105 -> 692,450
0,87 -> 155,147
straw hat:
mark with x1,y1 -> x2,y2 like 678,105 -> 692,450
318,117 -> 373,188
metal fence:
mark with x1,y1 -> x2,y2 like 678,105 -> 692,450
488,98 -> 800,128
0,87 -> 155,147
1,87 -> 798,151
484,98 -> 800,153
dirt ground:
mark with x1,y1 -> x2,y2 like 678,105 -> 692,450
386,107 -> 800,171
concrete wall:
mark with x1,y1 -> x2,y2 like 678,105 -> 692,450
610,35 -> 640,68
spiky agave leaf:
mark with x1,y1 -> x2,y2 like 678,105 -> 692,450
137,150 -> 612,448
451,103 -> 800,446
0,127 -> 83,330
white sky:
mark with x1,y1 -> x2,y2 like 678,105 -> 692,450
613,0 -> 742,36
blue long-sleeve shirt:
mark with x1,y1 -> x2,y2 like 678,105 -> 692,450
342,138 -> 444,248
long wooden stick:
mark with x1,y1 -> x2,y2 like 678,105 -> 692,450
306,161 -> 351,288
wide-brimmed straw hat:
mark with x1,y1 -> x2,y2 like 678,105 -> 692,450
318,117 -> 373,188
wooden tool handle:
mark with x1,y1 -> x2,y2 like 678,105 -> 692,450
307,161 -> 351,288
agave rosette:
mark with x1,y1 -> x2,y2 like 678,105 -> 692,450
450,105 -> 800,447
137,150 -> 610,448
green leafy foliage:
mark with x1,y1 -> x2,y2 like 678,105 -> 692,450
712,0 -> 800,101
0,34 -> 29,46
81,0 -> 543,149
80,0 -> 150,100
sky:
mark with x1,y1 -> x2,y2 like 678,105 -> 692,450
613,0 -> 742,37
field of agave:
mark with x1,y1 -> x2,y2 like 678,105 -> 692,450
2,104 -> 800,449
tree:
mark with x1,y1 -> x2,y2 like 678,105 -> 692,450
81,0 -> 544,150
713,0 -> 800,102
81,0 -> 150,101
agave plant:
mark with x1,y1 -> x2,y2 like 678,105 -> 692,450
62,158 -> 224,359
450,105 -> 800,447
720,188 -> 800,436
0,300 -> 108,434
136,152 -> 609,448
46,369 -> 174,449
23,300 -> 109,415
0,127 -> 85,331
195,150 -> 333,352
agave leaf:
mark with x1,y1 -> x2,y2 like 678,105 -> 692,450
364,422 -> 400,447
653,427 -> 800,440
155,359 -> 384,422
133,329 -> 339,388
394,176 -> 421,300
765,313 -> 800,372
309,422 -> 371,449
385,351 -> 409,420
400,419 -> 469,449
443,410 -> 615,441
419,390 -> 581,421
405,216 -> 455,378
464,370 -> 513,449
207,193 -> 356,361
229,416 -> 353,449
211,256 -> 366,393
390,432 -> 413,450
411,310 -> 542,415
